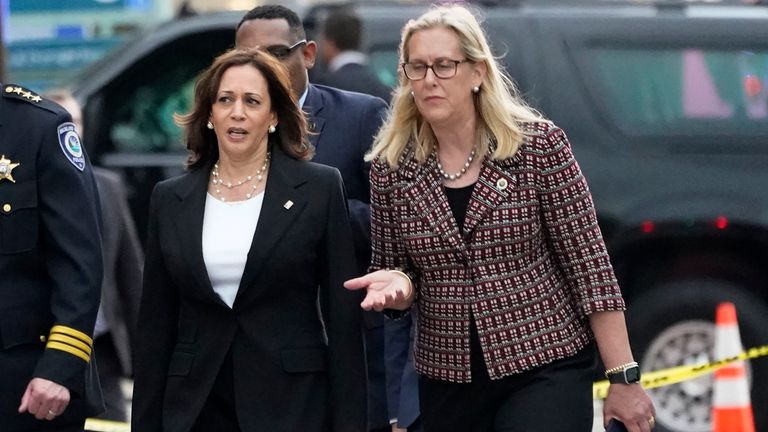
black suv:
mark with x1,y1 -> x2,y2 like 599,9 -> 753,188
68,2 -> 768,431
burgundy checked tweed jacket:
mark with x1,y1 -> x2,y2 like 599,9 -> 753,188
369,121 -> 626,383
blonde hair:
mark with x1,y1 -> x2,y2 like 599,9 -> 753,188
368,5 -> 544,168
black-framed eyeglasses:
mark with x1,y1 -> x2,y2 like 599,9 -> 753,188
401,59 -> 469,80
265,39 -> 307,60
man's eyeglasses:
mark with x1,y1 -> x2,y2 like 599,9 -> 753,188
401,59 -> 469,81
265,40 -> 307,60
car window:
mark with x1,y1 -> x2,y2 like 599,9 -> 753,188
100,30 -> 234,156
110,72 -> 196,153
369,44 -> 399,88
590,47 -> 768,137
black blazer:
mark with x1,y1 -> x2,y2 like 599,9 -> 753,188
132,146 -> 366,432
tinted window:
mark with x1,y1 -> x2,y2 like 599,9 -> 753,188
369,44 -> 399,88
591,47 -> 768,137
99,30 -> 233,157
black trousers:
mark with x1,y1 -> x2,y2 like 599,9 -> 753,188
420,332 -> 596,432
190,349 -> 242,432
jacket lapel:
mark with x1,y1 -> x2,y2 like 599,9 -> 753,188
303,85 -> 327,151
462,156 -> 517,236
234,146 -> 308,304
171,165 -> 227,307
403,154 -> 468,257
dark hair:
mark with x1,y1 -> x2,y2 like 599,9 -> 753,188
237,5 -> 306,40
323,11 -> 361,51
176,48 -> 312,169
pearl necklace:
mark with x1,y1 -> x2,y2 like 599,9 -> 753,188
211,152 -> 270,201
436,146 -> 477,181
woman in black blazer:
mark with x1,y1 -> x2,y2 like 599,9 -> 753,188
132,49 -> 366,432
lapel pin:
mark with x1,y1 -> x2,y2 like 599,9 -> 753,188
283,200 -> 294,210
496,178 -> 508,191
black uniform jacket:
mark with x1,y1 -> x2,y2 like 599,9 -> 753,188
132,145 -> 367,432
0,84 -> 104,431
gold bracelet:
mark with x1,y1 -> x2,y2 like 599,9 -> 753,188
388,269 -> 413,300
604,361 -> 639,377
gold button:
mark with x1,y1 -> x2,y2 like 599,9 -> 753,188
40,335 -> 47,342
2,203 -> 11,213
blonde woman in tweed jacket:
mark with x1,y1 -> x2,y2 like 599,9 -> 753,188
345,5 -> 655,432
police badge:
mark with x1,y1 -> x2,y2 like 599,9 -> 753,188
57,122 -> 86,171
0,155 -> 21,182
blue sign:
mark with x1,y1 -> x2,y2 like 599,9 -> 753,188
11,0 -> 150,13
8,38 -> 123,71
1,0 -> 9,41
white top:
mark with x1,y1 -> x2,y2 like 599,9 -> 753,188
202,192 -> 264,308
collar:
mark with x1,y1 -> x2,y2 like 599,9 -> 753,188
297,81 -> 309,108
328,50 -> 368,73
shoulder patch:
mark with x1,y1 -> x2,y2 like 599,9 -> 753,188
3,84 -> 43,103
57,122 -> 86,171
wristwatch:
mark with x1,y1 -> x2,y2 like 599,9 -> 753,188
606,363 -> 641,384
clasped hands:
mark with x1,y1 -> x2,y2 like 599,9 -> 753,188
344,269 -> 414,311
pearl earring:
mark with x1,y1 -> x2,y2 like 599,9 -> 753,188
268,125 -> 276,134
207,121 -> 213,129
472,86 -> 480,94
410,90 -> 415,98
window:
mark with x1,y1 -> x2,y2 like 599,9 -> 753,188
591,47 -> 768,136
369,45 -> 399,88
101,31 -> 234,155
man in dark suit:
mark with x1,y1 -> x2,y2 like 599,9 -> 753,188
236,6 -> 391,431
0,83 -> 104,431
317,14 -> 421,430
318,10 -> 391,102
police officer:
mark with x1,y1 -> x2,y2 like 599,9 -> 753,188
0,83 -> 104,431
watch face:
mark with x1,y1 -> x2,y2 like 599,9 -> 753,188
625,366 -> 641,383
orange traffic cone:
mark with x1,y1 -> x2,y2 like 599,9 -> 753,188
711,302 -> 755,432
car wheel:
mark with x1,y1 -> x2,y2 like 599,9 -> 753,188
625,280 -> 768,432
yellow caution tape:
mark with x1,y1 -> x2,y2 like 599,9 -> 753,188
593,344 -> 768,400
83,344 -> 768,431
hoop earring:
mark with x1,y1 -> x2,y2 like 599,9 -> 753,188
206,121 -> 214,129
268,125 -> 276,134
472,86 -> 480,94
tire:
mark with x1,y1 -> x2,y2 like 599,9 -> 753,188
625,280 -> 768,432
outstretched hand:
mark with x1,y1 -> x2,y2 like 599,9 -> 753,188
344,270 -> 414,311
